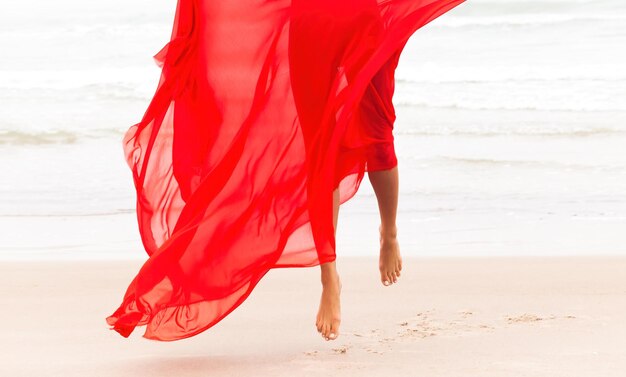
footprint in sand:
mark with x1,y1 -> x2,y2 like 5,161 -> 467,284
504,313 -> 557,323
395,309 -> 501,339
303,344 -> 351,357
344,308 -> 516,353
365,347 -> 385,355
332,346 -> 348,354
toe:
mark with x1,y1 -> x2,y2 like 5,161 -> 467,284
387,272 -> 394,285
328,329 -> 337,340
329,321 -> 340,340
381,271 -> 390,286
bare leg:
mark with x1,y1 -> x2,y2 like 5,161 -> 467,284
315,188 -> 342,341
367,166 -> 402,286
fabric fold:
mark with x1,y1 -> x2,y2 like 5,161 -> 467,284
107,0 -> 466,341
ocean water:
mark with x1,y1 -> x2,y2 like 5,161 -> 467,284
1,0 -> 625,260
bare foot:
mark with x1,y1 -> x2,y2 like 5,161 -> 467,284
316,270 -> 342,341
379,225 -> 402,286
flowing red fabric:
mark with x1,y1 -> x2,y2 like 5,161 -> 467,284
106,0 -> 466,341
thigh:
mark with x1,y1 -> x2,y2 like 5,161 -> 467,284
360,48 -> 402,171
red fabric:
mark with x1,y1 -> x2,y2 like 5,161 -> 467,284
106,0 -> 466,341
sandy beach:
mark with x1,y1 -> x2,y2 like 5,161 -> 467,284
2,1 -> 626,376
1,256 -> 624,376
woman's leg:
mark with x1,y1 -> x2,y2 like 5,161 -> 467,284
316,188 -> 342,341
355,43 -> 402,287
368,165 -> 402,286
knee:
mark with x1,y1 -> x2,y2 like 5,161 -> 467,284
366,141 -> 398,172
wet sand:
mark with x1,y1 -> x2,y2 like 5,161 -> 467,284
1,256 -> 625,376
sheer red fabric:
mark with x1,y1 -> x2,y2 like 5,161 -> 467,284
106,0 -> 466,341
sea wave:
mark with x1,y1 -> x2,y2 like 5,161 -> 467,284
395,126 -> 626,137
1,122 -> 623,146
0,209 -> 134,218
393,101 -> 626,113
433,13 -> 626,28
414,155 -> 626,171
395,70 -> 626,84
0,22 -> 169,39
0,68 -> 157,92
0,129 -> 124,145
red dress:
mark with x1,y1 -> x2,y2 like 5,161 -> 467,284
106,0 -> 466,341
